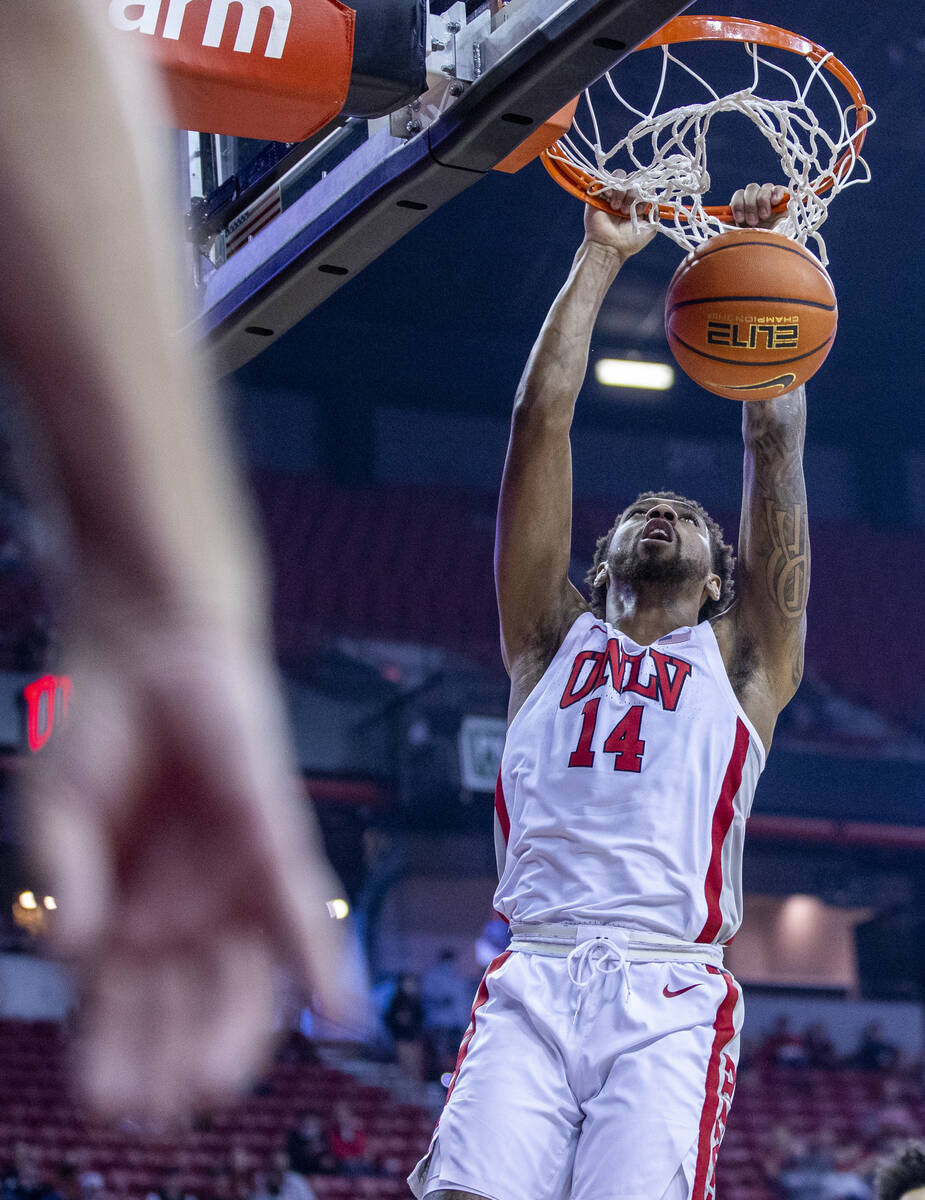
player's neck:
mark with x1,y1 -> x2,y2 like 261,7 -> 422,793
604,582 -> 702,646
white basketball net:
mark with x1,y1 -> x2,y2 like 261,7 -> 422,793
547,39 -> 874,265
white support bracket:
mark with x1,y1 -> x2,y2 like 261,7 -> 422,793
389,2 -> 490,139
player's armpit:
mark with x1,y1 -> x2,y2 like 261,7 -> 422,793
734,386 -> 809,709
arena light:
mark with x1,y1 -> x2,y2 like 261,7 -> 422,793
18,891 -> 37,911
43,896 -> 57,911
326,898 -> 350,920
595,357 -> 675,391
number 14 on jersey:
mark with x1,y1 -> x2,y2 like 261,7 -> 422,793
568,701 -> 646,772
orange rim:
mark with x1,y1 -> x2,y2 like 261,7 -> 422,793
540,14 -> 872,222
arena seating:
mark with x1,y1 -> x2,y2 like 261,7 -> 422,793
0,1020 -> 432,1198
252,472 -> 925,726
717,1060 -> 925,1199
3,469 -> 923,728
1,1018 -> 922,1199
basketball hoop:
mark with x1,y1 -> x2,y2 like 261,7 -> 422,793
539,15 -> 874,263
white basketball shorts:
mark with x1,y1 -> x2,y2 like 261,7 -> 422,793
409,935 -> 743,1200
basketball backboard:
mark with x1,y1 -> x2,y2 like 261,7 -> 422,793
180,0 -> 692,373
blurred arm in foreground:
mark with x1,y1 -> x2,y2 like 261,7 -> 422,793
0,0 -> 362,1117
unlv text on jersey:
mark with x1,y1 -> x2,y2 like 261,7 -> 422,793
559,636 -> 693,713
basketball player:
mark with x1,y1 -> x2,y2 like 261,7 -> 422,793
410,179 -> 805,1200
0,0 -> 357,1117
879,1145 -> 925,1200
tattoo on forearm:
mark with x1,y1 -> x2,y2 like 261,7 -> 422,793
744,394 -> 810,624
764,500 -> 809,617
752,423 -> 793,477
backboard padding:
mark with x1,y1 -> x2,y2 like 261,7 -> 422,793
193,0 -> 693,373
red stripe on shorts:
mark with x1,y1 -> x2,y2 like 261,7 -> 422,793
494,769 -> 511,843
443,950 -> 511,1107
696,718 -> 749,943
692,965 -> 739,1199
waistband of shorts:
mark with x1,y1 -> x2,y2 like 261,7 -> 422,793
508,922 -> 725,966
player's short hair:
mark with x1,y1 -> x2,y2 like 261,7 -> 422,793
585,489 -> 735,623
878,1143 -> 925,1200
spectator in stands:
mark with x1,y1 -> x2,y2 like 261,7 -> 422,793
198,1167 -> 236,1200
821,1142 -> 874,1200
147,1168 -> 194,1200
249,1153 -> 315,1200
770,1129 -> 836,1200
78,1173 -> 104,1200
2,1149 -> 22,1200
870,1080 -> 921,1140
760,1015 -> 811,1068
877,1142 -> 925,1200
854,1023 -> 900,1072
45,1163 -> 79,1200
2,1151 -> 25,1200
384,973 -> 426,1081
5,1146 -> 46,1200
326,1102 -> 373,1177
421,949 -> 472,1078
762,1125 -> 793,1187
227,1146 -> 257,1200
806,1020 -> 839,1070
286,1112 -> 335,1176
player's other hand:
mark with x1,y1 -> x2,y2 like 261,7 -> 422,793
583,182 -> 658,258
24,614 -> 368,1120
730,182 -> 788,230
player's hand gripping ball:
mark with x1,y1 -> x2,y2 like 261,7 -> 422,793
664,183 -> 837,400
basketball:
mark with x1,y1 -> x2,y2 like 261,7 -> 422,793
664,229 -> 838,401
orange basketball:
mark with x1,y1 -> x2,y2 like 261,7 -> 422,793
664,229 -> 837,401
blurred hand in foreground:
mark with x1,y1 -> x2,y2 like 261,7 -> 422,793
26,616 -> 367,1119
1,0 -> 367,1118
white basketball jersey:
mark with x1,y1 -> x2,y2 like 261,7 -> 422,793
493,610 -> 765,944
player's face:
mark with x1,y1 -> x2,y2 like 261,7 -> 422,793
607,498 -> 714,586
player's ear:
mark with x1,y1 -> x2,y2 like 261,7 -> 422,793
594,563 -> 609,588
702,573 -> 721,606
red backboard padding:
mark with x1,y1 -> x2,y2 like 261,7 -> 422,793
107,0 -> 356,141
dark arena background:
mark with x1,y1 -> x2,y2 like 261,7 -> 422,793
1,2 -> 924,1199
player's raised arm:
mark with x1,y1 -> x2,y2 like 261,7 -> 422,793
736,385 -> 808,694
726,183 -> 810,737
495,195 -> 656,693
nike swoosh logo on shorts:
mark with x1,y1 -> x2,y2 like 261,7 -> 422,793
663,984 -> 700,998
